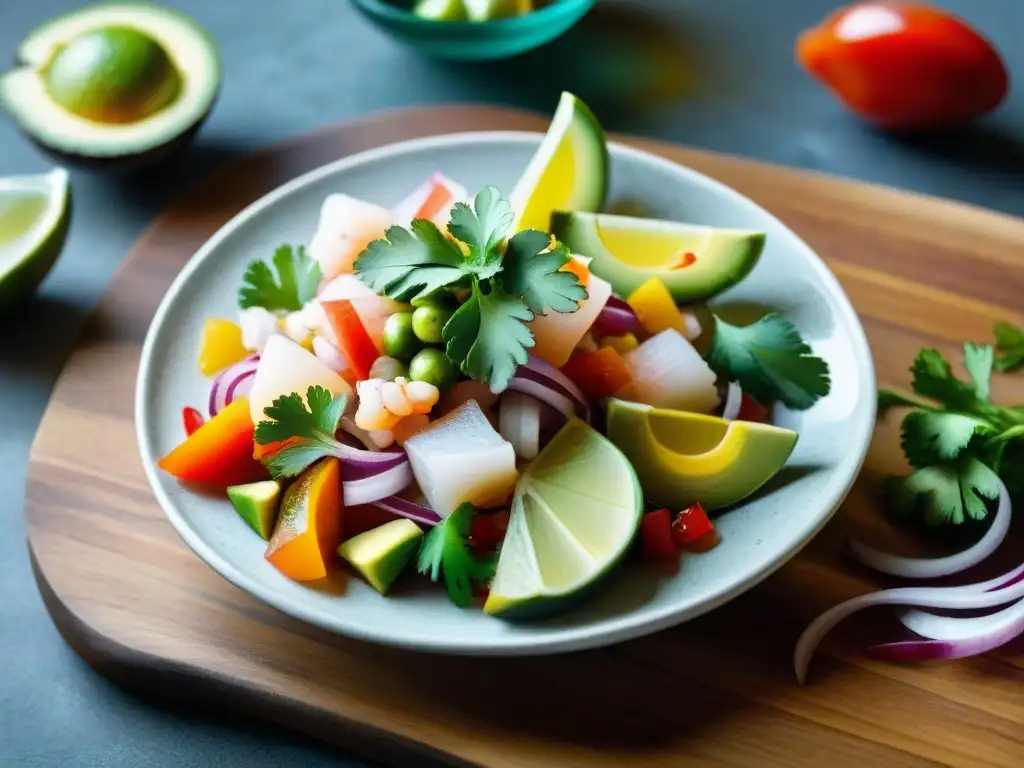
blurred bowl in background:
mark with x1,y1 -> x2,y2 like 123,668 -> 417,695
348,0 -> 596,61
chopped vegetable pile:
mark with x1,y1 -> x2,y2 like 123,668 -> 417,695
157,92 -> 832,619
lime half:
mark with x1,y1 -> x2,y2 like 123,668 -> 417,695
510,91 -> 609,233
484,417 -> 643,619
0,168 -> 71,311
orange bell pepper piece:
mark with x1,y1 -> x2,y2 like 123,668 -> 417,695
159,397 -> 267,486
265,458 -> 343,581
562,255 -> 590,287
323,299 -> 379,381
253,437 -> 299,461
561,347 -> 633,400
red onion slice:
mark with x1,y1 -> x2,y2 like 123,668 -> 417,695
869,601 -> 1024,661
897,598 -> 1024,641
500,391 -> 541,461
848,480 -> 1010,579
209,356 -> 259,416
343,461 -> 413,505
721,381 -> 743,421
593,296 -> 639,336
373,496 -> 442,527
521,355 -> 588,409
507,377 -> 575,420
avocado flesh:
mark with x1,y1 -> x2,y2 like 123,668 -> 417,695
0,3 -> 220,164
338,519 -> 424,595
227,480 -> 282,540
604,399 -> 798,511
551,211 -> 765,304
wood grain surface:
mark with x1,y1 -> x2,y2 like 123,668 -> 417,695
24,105 -> 1024,768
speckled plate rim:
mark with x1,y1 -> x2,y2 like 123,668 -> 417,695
136,130 -> 876,656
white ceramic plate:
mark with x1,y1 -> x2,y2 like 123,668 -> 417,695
136,132 -> 876,656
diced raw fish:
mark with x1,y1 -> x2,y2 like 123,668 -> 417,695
404,400 -> 519,517
239,306 -> 281,353
622,329 -> 720,413
248,335 -> 353,425
309,194 -> 393,282
392,172 -> 469,229
529,269 -> 612,367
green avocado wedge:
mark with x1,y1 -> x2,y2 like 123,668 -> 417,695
338,519 -> 424,596
0,168 -> 71,313
604,399 -> 798,512
227,480 -> 281,540
0,3 -> 221,173
551,211 -> 765,303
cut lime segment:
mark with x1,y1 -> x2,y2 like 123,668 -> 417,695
510,91 -> 608,233
484,418 -> 643,619
0,168 -> 71,311
464,0 -> 532,21
413,0 -> 468,21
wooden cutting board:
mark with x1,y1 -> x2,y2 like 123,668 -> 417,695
25,105 -> 1024,768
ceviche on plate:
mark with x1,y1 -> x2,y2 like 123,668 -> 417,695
156,92 -> 831,619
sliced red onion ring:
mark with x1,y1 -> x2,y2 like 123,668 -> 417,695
209,356 -> 259,416
795,479 -> 1014,683
373,496 -> 442,527
343,461 -> 413,505
593,296 -> 639,336
870,600 -> 1024,661
521,355 -> 588,409
500,391 -> 541,461
848,480 -> 1010,579
721,381 -> 743,421
897,599 -> 1024,641
507,376 -> 575,420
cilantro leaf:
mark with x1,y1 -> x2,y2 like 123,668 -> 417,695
354,220 -> 469,301
885,458 -> 999,526
417,503 -> 497,607
994,321 -> 1024,372
910,348 -> 981,411
447,186 -> 513,265
963,342 -> 994,400
500,232 -> 588,314
444,282 -> 535,393
900,410 -> 992,467
877,388 -> 935,418
254,385 -> 350,479
706,312 -> 831,410
239,245 -> 321,312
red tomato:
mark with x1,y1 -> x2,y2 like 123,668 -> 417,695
182,406 -> 205,436
797,2 -> 1008,131
471,509 -> 510,552
640,509 -> 678,561
671,503 -> 718,552
736,393 -> 769,424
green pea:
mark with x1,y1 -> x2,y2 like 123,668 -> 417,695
409,348 -> 457,391
411,302 -> 454,344
382,312 -> 421,360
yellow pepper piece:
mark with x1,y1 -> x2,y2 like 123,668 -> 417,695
627,278 -> 685,335
198,318 -> 248,376
601,332 -> 639,355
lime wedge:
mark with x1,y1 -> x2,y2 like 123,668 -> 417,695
510,91 -> 608,233
484,417 -> 643,619
0,168 -> 70,311
464,0 -> 532,21
413,0 -> 468,21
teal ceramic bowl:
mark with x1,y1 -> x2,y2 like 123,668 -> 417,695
348,0 -> 597,60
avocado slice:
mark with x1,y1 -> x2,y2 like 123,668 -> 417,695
0,3 -> 221,172
551,211 -> 765,304
338,519 -> 424,595
604,398 -> 798,511
227,480 -> 282,540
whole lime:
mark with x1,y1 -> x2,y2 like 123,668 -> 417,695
42,26 -> 182,124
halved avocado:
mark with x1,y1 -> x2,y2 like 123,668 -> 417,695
604,398 -> 798,511
551,211 -> 765,303
0,3 -> 221,173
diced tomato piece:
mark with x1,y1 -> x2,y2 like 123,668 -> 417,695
671,503 -> 716,549
322,299 -> 379,380
736,393 -> 769,423
561,347 -> 633,400
471,509 -> 510,552
182,406 -> 205,436
640,509 -> 678,561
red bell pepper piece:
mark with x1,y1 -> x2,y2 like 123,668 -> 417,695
322,299 -> 379,380
562,347 -> 633,400
471,509 -> 510,552
640,509 -> 678,561
672,502 -> 720,552
182,406 -> 205,436
736,393 -> 769,423
159,397 -> 267,486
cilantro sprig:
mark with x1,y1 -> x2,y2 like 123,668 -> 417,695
706,312 -> 831,410
353,187 -> 587,392
880,327 -> 1024,528
417,502 -> 497,607
239,245 -> 321,312
994,321 -> 1024,372
253,385 -> 351,479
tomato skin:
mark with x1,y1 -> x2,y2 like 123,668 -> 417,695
797,2 -> 1008,131
182,406 -> 205,436
640,509 -> 678,561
